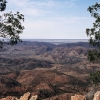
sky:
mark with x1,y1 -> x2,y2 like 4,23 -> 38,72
5,0 -> 100,39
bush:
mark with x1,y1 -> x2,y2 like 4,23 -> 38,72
90,70 -> 100,86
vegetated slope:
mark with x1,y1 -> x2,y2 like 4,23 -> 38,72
0,41 -> 99,99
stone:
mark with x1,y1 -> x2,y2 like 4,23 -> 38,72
20,92 -> 30,100
29,95 -> 38,100
93,91 -> 100,100
1,96 -> 17,100
71,94 -> 86,100
85,87 -> 96,100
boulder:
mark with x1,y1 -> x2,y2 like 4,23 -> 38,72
29,95 -> 38,100
71,94 -> 86,100
20,92 -> 30,100
93,91 -> 100,100
85,86 -> 96,100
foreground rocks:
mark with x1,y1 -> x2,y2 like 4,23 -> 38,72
71,91 -> 100,100
1,96 -> 17,100
93,91 -> 100,100
1,92 -> 38,100
71,94 -> 86,100
20,92 -> 30,100
1,91 -> 100,100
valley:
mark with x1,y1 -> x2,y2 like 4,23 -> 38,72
0,41 -> 99,100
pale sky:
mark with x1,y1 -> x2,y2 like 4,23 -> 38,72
5,0 -> 100,39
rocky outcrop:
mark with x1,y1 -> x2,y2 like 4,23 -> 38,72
20,92 -> 30,100
2,91 -> 100,100
93,91 -> 100,100
71,94 -> 86,100
70,91 -> 100,100
29,95 -> 38,100
1,92 -> 38,100
1,96 -> 17,100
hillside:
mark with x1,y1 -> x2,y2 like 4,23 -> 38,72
0,41 -> 99,100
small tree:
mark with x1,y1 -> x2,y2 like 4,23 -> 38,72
86,2 -> 100,85
0,0 -> 24,48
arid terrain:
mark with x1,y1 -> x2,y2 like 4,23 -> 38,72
0,41 -> 99,100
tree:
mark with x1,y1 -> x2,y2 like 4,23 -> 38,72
0,0 -> 7,11
0,0 -> 24,48
86,2 -> 100,85
86,2 -> 100,62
